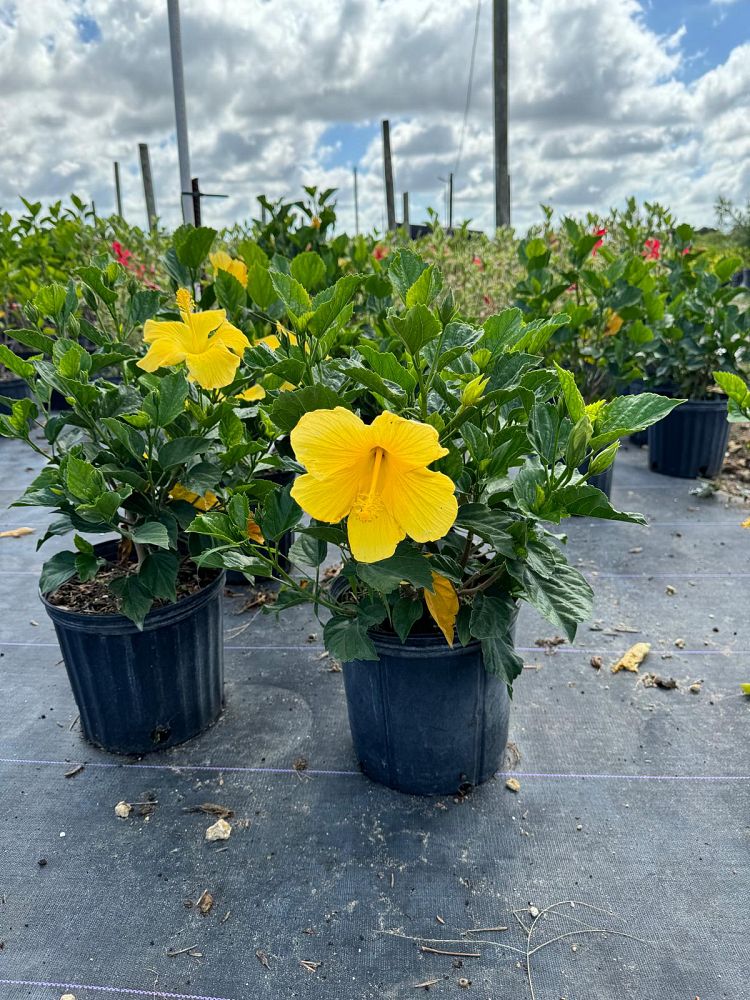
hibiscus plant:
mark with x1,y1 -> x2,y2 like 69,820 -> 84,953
196,249 -> 681,690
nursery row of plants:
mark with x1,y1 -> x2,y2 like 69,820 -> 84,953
1,189 -> 748,793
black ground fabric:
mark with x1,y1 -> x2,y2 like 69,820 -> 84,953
0,437 -> 748,1000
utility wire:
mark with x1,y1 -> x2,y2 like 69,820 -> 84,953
453,0 -> 482,178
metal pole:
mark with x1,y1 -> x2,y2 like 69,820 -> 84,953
113,161 -> 123,217
167,0 -> 194,224
191,177 -> 201,227
493,0 -> 510,228
448,172 -> 453,230
402,191 -> 410,235
381,120 -> 396,232
353,166 -> 359,235
138,143 -> 157,232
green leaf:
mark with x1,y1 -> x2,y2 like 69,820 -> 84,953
481,635 -> 525,691
481,308 -> 524,353
405,263 -> 443,307
66,456 -> 106,502
109,574 -> 154,627
355,545 -> 434,593
469,594 -> 516,639
393,596 -> 423,642
129,521 -> 171,549
158,436 -> 210,469
308,275 -> 360,336
288,533 -> 327,567
269,385 -> 342,433
214,269 -> 247,315
356,343 -> 416,394
389,303 -> 442,354
259,484 -> 303,540
0,344 -> 35,380
139,550 -> 179,601
34,282 -> 70,319
246,262 -> 277,309
323,615 -> 378,662
527,402 -> 560,464
173,225 -> 217,269
290,251 -> 327,291
77,266 -> 117,306
387,248 -> 428,303
522,562 -> 594,641
548,482 -> 646,524
101,417 -> 146,460
714,371 -> 750,417
237,239 -> 269,269
713,255 -> 742,282
5,327 -> 53,356
127,290 -> 162,327
590,394 -> 685,449
75,552 -> 103,582
154,372 -> 189,427
40,551 -> 78,594
454,504 -> 516,558
554,363 -> 585,422
270,271 -> 312,319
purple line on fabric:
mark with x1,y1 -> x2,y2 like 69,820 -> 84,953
0,755 -> 746,783
0,979 -> 234,1000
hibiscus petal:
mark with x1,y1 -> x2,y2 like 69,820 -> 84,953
347,503 -> 404,563
212,321 -> 250,357
291,471 -> 358,524
424,572 -> 459,646
189,309 -> 228,342
370,411 -> 448,472
383,467 -> 458,543
137,335 -> 189,372
143,319 -> 190,345
291,406 -> 372,479
185,345 -> 241,389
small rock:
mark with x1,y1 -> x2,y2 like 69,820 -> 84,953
114,801 -> 132,819
665,585 -> 677,596
505,778 -> 521,793
590,656 -> 603,670
528,906 -> 539,918
205,818 -> 232,841
674,638 -> 686,648
458,978 -> 471,988
60,994 -> 76,1000
689,682 -> 702,694
628,547 -> 643,554
197,889 -> 214,915
576,824 -> 582,831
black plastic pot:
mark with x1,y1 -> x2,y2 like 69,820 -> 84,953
0,376 -> 31,414
225,468 -> 295,586
341,605 -> 518,795
41,545 -> 225,755
648,397 -> 729,479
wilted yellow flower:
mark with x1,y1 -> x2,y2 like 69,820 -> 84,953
311,215 -> 321,229
258,323 -> 298,352
137,288 -> 249,390
210,250 -> 248,287
246,513 -> 264,544
424,572 -> 459,646
170,483 -> 218,511
290,408 -> 457,563
605,311 -> 623,335
461,375 -> 490,408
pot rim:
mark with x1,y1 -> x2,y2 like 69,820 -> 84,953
40,541 -> 224,634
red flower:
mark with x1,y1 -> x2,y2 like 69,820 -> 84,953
372,244 -> 388,261
592,227 -> 607,256
483,294 -> 492,306
111,240 -> 133,265
682,246 -> 691,256
472,256 -> 484,269
642,238 -> 660,260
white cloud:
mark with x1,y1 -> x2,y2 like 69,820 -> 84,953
0,0 -> 748,236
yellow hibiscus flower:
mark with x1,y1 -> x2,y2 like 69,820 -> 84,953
237,385 -> 266,402
290,408 -> 458,563
137,288 -> 250,390
210,250 -> 248,287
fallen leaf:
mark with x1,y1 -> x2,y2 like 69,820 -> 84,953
256,948 -> 271,970
0,527 -> 34,538
184,802 -> 234,819
742,517 -> 750,529
197,890 -> 214,915
114,801 -> 132,818
611,642 -> 650,674
205,818 -> 232,841
741,683 -> 750,696
505,777 -> 521,793
64,764 -> 84,779
628,547 -> 643,554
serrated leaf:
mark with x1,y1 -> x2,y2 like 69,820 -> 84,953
129,521 -> 171,549
158,436 -> 209,469
323,615 -> 378,662
139,550 -> 179,601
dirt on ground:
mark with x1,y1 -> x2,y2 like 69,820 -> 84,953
714,423 -> 750,501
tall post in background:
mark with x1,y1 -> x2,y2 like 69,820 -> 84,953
138,143 -> 157,232
381,119 -> 396,232
167,0 -> 195,224
353,166 -> 359,235
191,178 -> 201,227
493,0 -> 510,228
448,172 -> 454,230
402,191 -> 410,234
113,161 -> 123,217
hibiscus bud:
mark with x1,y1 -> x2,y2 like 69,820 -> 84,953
461,375 -> 489,408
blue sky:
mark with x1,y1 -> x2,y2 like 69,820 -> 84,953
642,0 -> 749,81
